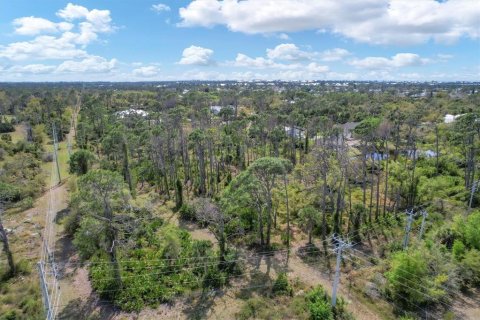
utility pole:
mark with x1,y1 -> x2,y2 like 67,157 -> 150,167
52,124 -> 61,184
418,210 -> 428,240
331,236 -> 352,307
37,261 -> 54,320
403,209 -> 416,249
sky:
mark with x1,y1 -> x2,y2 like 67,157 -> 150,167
0,0 -> 479,82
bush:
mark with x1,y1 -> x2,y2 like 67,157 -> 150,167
202,267 -> 227,288
179,203 -> 196,221
236,297 -> 271,320
42,152 -> 54,162
309,299 -> 333,320
69,149 -> 95,175
452,240 -> 466,260
460,249 -> 480,285
0,134 -> 11,142
0,182 -> 21,202
0,122 -> 14,133
272,272 -> 293,296
15,259 -> 32,275
17,197 -> 34,210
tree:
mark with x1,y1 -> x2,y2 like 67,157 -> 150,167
0,205 -> 15,276
247,157 -> 292,247
298,206 -> 321,245
386,250 -> 430,309
75,170 -> 130,288
193,198 -> 242,265
69,149 -> 95,175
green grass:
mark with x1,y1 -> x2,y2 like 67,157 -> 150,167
41,140 -> 71,187
0,124 -> 25,144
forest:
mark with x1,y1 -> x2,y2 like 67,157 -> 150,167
0,81 -> 479,320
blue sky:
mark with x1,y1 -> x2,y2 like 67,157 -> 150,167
0,0 -> 479,81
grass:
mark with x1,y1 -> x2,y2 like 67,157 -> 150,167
10,124 -> 25,143
41,139 -> 71,187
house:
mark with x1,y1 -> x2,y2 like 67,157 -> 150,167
115,108 -> 149,118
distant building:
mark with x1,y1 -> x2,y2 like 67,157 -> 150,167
285,126 -> 305,139
444,114 -> 465,124
210,105 -> 223,114
115,108 -> 149,118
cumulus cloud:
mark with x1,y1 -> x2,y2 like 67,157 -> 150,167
13,17 -> 73,36
152,4 -> 171,13
178,45 -> 215,65
266,43 -> 311,61
0,35 -> 88,61
133,66 -> 161,77
9,64 -> 56,74
56,55 -> 117,73
179,0 -> 480,45
234,53 -> 276,68
350,53 -> 429,69
319,48 -> 351,61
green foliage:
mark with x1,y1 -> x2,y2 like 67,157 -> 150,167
386,251 -> 429,307
0,182 -> 21,202
179,203 -> 196,221
86,222 -> 235,312
272,272 -> 293,296
306,287 -> 333,320
69,149 -> 95,175
460,249 -> 480,285
73,217 -> 106,260
17,197 -> 33,210
452,240 -> 466,260
298,206 -> 321,244
0,123 -> 14,133
464,211 -> 480,250
309,300 -> 333,320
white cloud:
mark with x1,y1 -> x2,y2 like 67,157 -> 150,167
56,55 -> 117,73
350,53 -> 428,69
179,0 -> 480,45
133,66 -> 160,77
9,64 -> 56,74
178,45 -> 215,65
319,48 -> 351,61
306,62 -> 329,73
0,34 -> 88,61
56,3 -> 114,45
152,4 -> 171,13
234,53 -> 276,68
266,43 -> 311,61
0,3 -> 115,63
13,17 -> 73,36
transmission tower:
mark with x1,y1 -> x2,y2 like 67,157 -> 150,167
52,124 -> 61,184
331,236 -> 352,307
403,209 -> 416,249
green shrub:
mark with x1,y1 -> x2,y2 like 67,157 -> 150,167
236,297 -> 270,320
461,249 -> 480,285
15,259 -> 32,275
0,123 -> 14,133
272,272 -> 293,296
0,310 -> 18,320
202,267 -> 227,289
0,134 -> 12,142
179,203 -> 196,221
309,299 -> 333,320
17,197 -> 34,210
452,240 -> 466,260
0,182 -> 21,202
